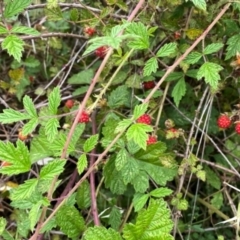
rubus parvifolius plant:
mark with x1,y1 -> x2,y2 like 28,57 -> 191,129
1,0 -> 240,239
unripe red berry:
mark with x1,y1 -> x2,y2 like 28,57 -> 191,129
235,123 -> 240,134
84,27 -> 96,36
65,99 -> 74,109
143,81 -> 155,90
78,111 -> 90,123
217,115 -> 231,129
147,135 -> 157,145
136,114 -> 151,125
95,46 -> 107,58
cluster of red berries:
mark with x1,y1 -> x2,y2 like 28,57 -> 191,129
78,111 -> 90,123
136,114 -> 157,145
95,46 -> 107,59
217,114 -> 240,134
84,27 -> 96,36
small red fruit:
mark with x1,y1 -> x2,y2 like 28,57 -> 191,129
65,99 -> 74,109
143,81 -> 155,90
174,31 -> 181,40
29,76 -> 34,82
235,123 -> 240,134
78,111 -> 90,123
136,114 -> 151,125
84,27 -> 96,36
147,135 -> 157,145
217,115 -> 231,129
95,46 -> 107,59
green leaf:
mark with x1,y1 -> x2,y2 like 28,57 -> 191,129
45,6 -> 63,21
55,205 -> 85,239
83,134 -> 99,153
23,56 -> 40,68
143,57 -> 158,76
115,119 -> 132,134
4,0 -> 32,18
10,179 -> 38,201
115,148 -> 128,171
171,77 -> 186,107
191,0 -> 206,11
210,192 -> 223,210
150,187 -> 173,198
133,193 -> 149,212
133,104 -> 149,119
15,210 -> 30,238
184,51 -> 202,64
111,22 -> 130,38
157,42 -> 177,57
1,35 -> 24,62
48,87 -> 61,115
108,85 -> 130,108
197,62 -> 223,89
109,207 -> 122,230
11,26 -> 40,36
68,69 -> 94,85
77,154 -> 88,174
0,217 -> 7,234
83,226 -> 123,240
205,166 -> 221,190
29,202 -> 42,231
203,43 -> 224,55
225,34 -> 240,60
0,26 -> 8,34
123,199 -> 174,240
126,123 -> 153,150
22,118 -> 39,135
76,180 -> 91,210
23,95 -> 37,117
45,118 -> 60,143
0,108 -> 30,124
40,159 -> 65,180
132,171 -> 149,193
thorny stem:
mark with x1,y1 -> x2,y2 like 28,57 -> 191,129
29,1 -> 146,239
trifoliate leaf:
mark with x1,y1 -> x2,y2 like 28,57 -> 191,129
2,35 -> 24,62
157,42 -> 177,57
197,62 -> 223,89
171,77 -> 186,107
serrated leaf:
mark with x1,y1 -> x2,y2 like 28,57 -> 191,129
83,134 -> 99,153
77,154 -> 88,174
157,42 -> 177,57
225,34 -> 240,60
123,199 -> 174,240
133,193 -> 149,212
132,171 -> 149,193
76,180 -> 91,209
2,35 -> 24,62
115,119 -> 132,134
68,69 -> 94,85
115,148 -> 128,171
3,0 -> 32,18
45,118 -> 60,143
108,85 -> 129,108
133,104 -> 149,119
11,26 -> 40,36
0,26 -> 8,34
48,87 -> 61,114
191,0 -> 206,11
29,202 -> 42,231
10,178 -> 38,201
150,187 -> 173,198
111,22 -> 130,37
203,43 -> 224,55
0,217 -> 7,234
45,6 -> 63,21
126,123 -> 153,150
56,205 -> 85,239
197,62 -> 223,89
22,118 -> 38,136
210,192 -> 223,210
171,77 -> 186,107
83,226 -> 122,240
24,56 -> 40,68
109,206 -> 122,230
184,51 -> 202,64
205,166 -> 221,190
23,95 -> 37,117
143,57 -> 158,76
40,159 -> 65,180
0,108 -> 30,124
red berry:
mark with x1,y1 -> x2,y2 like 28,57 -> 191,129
65,99 -> 74,109
147,135 -> 157,145
29,76 -> 34,82
143,81 -> 155,90
174,31 -> 181,40
84,27 -> 96,36
235,123 -> 240,134
95,46 -> 107,58
78,111 -> 90,123
217,115 -> 231,129
136,114 -> 151,125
